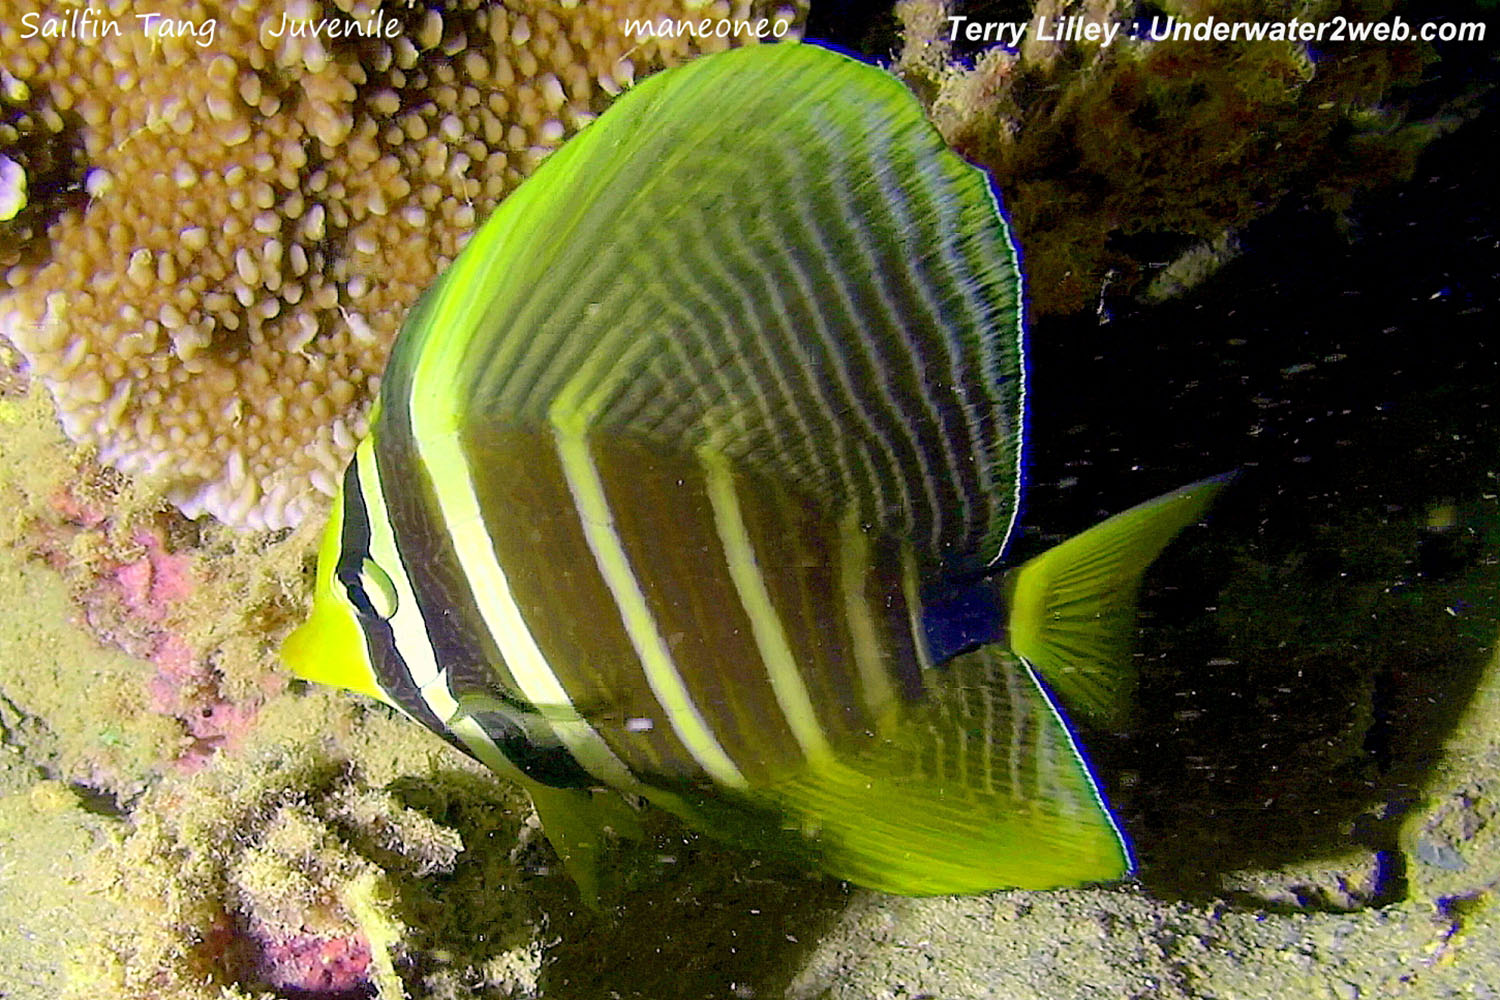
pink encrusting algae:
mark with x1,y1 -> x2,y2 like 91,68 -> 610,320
114,530 -> 194,622
115,529 -> 266,771
39,478 -> 269,771
251,923 -> 374,994
178,910 -> 375,996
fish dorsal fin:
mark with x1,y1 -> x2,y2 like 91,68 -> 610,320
384,43 -> 1026,572
759,644 -> 1129,893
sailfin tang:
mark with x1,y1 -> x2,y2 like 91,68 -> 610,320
761,645 -> 1128,893
1008,476 -> 1229,729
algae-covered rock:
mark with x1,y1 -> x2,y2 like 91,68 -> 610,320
69,693 -> 547,1000
1401,640 -> 1500,918
0,780 -> 118,998
892,0 -> 1464,317
0,390 -> 191,799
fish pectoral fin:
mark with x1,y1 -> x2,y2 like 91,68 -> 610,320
760,645 -> 1129,895
1007,474 -> 1231,729
453,690 -> 591,725
526,783 -> 643,910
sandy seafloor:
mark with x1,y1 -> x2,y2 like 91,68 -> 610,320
4,34 -> 1500,1000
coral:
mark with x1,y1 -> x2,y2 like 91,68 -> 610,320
0,64 -> 89,267
0,151 -> 24,220
895,0 -> 1450,315
0,0 -> 805,530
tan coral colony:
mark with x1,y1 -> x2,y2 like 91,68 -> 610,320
0,0 -> 802,529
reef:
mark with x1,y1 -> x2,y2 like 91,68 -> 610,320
892,0 -> 1459,316
0,384 -> 550,999
0,0 -> 803,530
2,2 -> 1498,997
73,703 -> 546,1000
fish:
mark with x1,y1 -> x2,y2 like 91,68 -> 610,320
280,41 -> 1224,901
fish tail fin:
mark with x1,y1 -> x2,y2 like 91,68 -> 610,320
763,645 -> 1130,894
1007,475 -> 1231,728
527,784 -> 642,910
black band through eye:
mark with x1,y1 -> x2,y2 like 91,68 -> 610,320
339,557 -> 399,620
334,457 -> 398,621
337,563 -> 379,617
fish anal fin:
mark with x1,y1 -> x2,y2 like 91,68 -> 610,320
1008,475 -> 1230,729
760,646 -> 1129,894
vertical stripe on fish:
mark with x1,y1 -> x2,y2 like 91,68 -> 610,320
353,421 -> 930,794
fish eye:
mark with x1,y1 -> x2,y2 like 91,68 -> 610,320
339,557 -> 399,621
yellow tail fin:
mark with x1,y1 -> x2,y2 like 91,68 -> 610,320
1008,476 -> 1229,729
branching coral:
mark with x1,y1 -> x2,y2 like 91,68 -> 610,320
0,151 -> 25,221
895,0 -> 1449,315
1,64 -> 89,267
1,0 -> 804,530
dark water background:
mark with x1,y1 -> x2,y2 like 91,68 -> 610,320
1020,80 -> 1500,903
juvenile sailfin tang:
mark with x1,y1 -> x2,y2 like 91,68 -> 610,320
283,41 -> 1222,900
761,644 -> 1131,893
